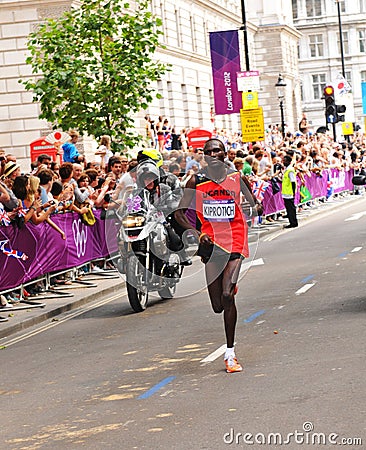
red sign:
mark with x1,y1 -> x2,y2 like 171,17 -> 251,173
187,128 -> 213,149
30,138 -> 58,162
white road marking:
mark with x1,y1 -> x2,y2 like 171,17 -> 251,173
351,247 -> 362,252
240,258 -> 264,273
295,283 -> 315,295
345,212 -> 366,221
0,292 -> 124,347
200,344 -> 226,363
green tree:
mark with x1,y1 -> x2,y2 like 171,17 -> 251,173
23,0 -> 168,151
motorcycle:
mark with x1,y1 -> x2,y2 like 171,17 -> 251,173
112,187 -> 185,313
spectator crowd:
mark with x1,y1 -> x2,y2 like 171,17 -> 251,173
1,119 -> 365,314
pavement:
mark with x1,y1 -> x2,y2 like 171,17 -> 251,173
0,191 -> 364,340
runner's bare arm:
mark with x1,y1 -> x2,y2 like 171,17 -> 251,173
174,175 -> 197,232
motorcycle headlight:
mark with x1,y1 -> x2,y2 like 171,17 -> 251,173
122,215 -> 145,228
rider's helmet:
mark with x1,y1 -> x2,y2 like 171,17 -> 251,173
136,160 -> 160,189
137,149 -> 163,168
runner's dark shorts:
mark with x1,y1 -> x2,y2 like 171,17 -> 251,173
197,242 -> 244,264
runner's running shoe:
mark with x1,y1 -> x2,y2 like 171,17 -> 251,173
225,356 -> 243,373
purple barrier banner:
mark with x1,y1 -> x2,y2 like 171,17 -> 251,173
0,210 -> 119,291
209,30 -> 242,115
263,169 -> 354,216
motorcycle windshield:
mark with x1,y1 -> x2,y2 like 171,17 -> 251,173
119,187 -> 150,218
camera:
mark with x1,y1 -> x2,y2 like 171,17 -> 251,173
352,172 -> 366,186
0,156 -> 5,162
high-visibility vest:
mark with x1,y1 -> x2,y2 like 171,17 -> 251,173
282,167 -> 296,196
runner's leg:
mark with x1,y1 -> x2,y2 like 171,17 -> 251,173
205,260 -> 224,313
221,258 -> 242,348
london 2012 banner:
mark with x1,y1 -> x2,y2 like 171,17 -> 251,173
209,30 -> 242,115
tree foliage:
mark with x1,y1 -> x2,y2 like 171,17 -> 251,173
23,0 -> 168,151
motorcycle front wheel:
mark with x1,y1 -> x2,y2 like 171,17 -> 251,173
126,255 -> 148,312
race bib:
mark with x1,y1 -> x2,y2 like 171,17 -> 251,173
203,199 -> 235,222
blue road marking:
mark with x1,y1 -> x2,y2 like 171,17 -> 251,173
338,251 -> 348,258
138,376 -> 176,399
301,275 -> 314,283
244,310 -> 265,323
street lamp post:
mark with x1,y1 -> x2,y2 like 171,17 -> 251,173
335,0 -> 346,78
275,74 -> 287,138
240,0 -> 250,71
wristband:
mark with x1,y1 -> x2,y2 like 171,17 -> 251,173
199,232 -> 207,241
31,206 -> 37,211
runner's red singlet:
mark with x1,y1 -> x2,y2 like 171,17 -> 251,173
196,171 -> 248,257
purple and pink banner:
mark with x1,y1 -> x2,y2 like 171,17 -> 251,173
0,210 -> 119,291
263,169 -> 355,216
209,30 -> 242,115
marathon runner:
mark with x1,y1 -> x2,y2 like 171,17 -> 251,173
175,138 -> 260,373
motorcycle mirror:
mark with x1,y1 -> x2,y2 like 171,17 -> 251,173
104,193 -> 111,202
352,175 -> 366,186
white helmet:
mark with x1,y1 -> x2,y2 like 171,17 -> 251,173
136,160 -> 160,188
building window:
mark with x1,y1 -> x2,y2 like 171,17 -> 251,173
175,9 -> 181,47
292,0 -> 298,19
159,1 -> 167,43
359,30 -> 366,52
337,31 -> 349,55
312,73 -> 326,99
361,0 -> 366,13
309,34 -> 324,57
361,70 -> 366,82
306,0 -> 322,17
338,0 -> 346,13
190,16 -> 196,52
345,71 -> 352,87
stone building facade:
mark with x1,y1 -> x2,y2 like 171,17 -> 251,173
1,0 -> 301,167
293,0 -> 366,131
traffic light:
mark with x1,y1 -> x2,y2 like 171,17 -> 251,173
336,104 -> 346,122
324,85 -> 337,123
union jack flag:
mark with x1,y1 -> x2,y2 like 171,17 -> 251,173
0,240 -> 28,261
0,204 -> 11,226
326,174 -> 334,199
252,180 -> 269,202
17,206 -> 27,217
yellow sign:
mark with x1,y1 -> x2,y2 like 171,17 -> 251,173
342,122 -> 354,135
240,107 -> 265,142
242,91 -> 258,110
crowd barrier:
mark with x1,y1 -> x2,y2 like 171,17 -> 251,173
0,209 -> 119,293
0,168 -> 355,294
262,168 -> 355,216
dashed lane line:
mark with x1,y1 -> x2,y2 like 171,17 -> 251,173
200,344 -> 227,364
295,283 -> 315,295
344,212 -> 366,221
351,247 -> 362,252
240,258 -> 264,273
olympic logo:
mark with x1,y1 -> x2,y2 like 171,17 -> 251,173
72,219 -> 88,258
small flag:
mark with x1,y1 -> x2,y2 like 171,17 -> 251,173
0,204 -> 11,226
252,180 -> 269,202
327,174 -> 334,199
0,240 -> 28,261
17,206 -> 27,218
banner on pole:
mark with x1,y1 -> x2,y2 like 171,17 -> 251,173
209,30 -> 242,115
362,82 -> 366,115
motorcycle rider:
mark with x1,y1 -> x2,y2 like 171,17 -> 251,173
136,150 -> 192,265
